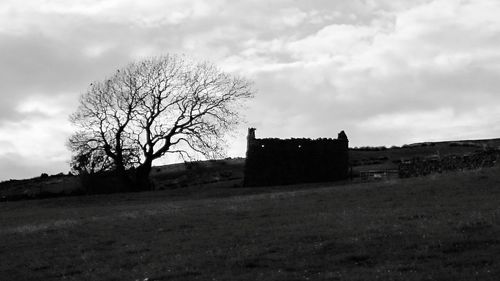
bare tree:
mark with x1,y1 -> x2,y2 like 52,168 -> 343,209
68,55 -> 254,190
68,132 -> 114,175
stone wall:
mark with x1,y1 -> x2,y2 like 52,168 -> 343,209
399,149 -> 500,178
243,128 -> 349,186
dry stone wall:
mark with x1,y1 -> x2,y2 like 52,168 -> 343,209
398,149 -> 500,178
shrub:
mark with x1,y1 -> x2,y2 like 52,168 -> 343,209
78,171 -> 136,194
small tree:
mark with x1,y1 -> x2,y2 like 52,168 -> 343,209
68,54 -> 254,190
68,132 -> 115,175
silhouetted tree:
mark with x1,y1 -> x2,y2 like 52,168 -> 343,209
68,54 -> 254,190
68,132 -> 116,175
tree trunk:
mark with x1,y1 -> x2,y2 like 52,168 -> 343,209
115,163 -> 133,192
135,159 -> 153,191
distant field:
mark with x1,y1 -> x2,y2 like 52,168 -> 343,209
350,137 -> 500,171
3,138 -> 499,201
1,166 -> 500,280
0,158 -> 246,201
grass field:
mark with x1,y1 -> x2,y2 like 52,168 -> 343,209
3,138 -> 499,200
1,166 -> 500,280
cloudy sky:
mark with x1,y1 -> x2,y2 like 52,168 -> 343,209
1,0 -> 500,180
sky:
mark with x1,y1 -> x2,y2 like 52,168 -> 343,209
1,0 -> 500,181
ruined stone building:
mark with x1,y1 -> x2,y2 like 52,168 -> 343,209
244,128 -> 349,186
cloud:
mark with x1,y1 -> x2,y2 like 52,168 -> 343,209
0,152 -> 69,181
1,0 -> 500,180
227,0 -> 500,144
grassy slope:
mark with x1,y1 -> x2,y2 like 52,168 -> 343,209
3,138 -> 498,200
1,166 -> 500,280
0,159 -> 246,200
350,138 -> 500,171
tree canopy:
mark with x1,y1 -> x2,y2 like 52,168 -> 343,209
68,54 -> 254,189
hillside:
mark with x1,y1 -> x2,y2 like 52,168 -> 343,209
0,158 -> 246,201
350,137 -> 500,171
1,165 -> 500,280
1,137 -> 499,201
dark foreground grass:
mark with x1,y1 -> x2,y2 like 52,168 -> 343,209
1,167 -> 500,281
